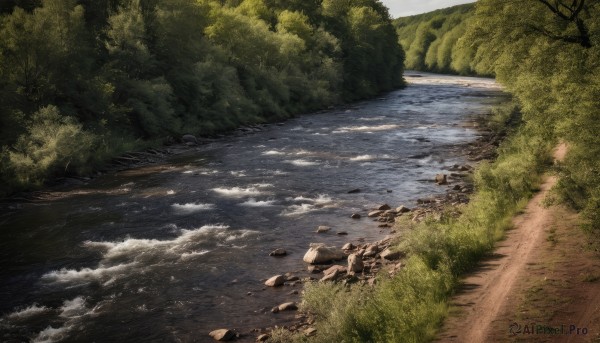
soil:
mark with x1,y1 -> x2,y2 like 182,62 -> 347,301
436,143 -> 600,342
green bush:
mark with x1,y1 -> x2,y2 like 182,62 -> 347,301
1,105 -> 98,192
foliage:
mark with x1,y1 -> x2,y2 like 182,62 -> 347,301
394,3 -> 479,75
0,0 -> 405,195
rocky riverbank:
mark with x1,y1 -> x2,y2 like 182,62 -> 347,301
205,118 -> 505,342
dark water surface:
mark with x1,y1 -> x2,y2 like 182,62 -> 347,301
0,73 -> 502,342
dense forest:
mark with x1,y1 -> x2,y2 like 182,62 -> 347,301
395,0 -> 599,232
394,3 -> 476,75
0,0 -> 404,195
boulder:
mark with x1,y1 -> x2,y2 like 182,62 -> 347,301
323,265 -> 347,276
368,210 -> 384,217
396,205 -> 411,213
347,253 -> 364,273
342,243 -> 355,250
278,302 -> 298,311
380,248 -> 404,261
375,204 -> 391,211
435,174 -> 448,185
269,248 -> 287,257
265,275 -> 285,287
350,213 -> 361,219
182,134 -> 198,145
257,334 -> 270,342
363,245 -> 379,258
316,226 -> 331,233
303,244 -> 345,264
320,269 -> 340,282
209,329 -> 235,341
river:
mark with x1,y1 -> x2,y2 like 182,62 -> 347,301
0,72 -> 503,342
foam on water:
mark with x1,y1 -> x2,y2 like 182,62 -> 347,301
350,154 -> 375,161
180,250 -> 210,260
29,296 -> 91,343
32,325 -> 74,343
230,170 -> 247,177
43,225 -> 258,286
171,202 -> 215,213
59,297 -> 88,318
240,198 -> 276,207
41,263 -> 137,284
281,194 -> 333,216
281,203 -> 317,216
333,124 -> 400,133
285,159 -> 318,166
262,150 -> 285,156
212,187 -> 264,197
6,304 -> 50,320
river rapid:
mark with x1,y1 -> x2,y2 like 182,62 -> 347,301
0,72 -> 503,342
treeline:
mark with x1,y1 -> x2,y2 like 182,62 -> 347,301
466,0 -> 600,232
394,3 -> 478,75
0,0 -> 404,195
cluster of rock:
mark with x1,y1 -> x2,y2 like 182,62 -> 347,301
366,203 -> 412,228
207,166 -> 479,341
302,237 -> 404,285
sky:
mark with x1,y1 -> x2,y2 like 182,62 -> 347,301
380,0 -> 476,18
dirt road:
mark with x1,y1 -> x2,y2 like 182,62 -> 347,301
437,144 -> 600,342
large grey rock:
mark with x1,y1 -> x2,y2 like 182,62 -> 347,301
277,302 -> 298,311
347,253 -> 363,273
209,329 -> 235,341
303,243 -> 344,264
368,210 -> 383,217
435,174 -> 448,185
269,248 -> 287,257
316,226 -> 331,233
396,205 -> 411,213
375,204 -> 391,211
323,265 -> 347,276
265,275 -> 285,287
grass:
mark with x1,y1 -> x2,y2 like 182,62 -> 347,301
280,104 -> 556,343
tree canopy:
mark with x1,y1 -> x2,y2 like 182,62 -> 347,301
0,0 -> 405,195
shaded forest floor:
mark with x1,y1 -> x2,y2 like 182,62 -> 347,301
437,144 -> 600,342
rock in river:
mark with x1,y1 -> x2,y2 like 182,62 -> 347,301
303,243 -> 345,264
269,248 -> 287,257
209,329 -> 235,341
265,275 -> 285,287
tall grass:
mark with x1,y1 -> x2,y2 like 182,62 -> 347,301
291,105 -> 554,343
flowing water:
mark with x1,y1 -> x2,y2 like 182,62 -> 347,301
0,73 -> 503,342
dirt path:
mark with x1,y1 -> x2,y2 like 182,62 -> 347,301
437,143 -> 600,342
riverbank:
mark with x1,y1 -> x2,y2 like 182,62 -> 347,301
235,101 -> 518,342
258,101 -> 555,342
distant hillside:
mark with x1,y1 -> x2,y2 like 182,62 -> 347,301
394,3 -> 478,75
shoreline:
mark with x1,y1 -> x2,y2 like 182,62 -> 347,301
237,110 -> 507,342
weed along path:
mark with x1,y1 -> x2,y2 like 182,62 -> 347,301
438,143 -> 600,342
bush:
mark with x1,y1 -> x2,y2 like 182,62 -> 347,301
0,105 -> 98,193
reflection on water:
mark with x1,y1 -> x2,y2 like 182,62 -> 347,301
0,72 -> 503,342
